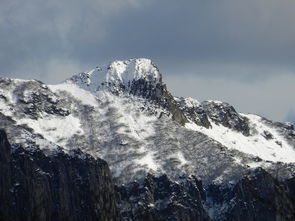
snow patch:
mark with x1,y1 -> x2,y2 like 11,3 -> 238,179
136,152 -> 159,171
177,151 -> 188,166
49,83 -> 98,107
16,114 -> 84,149
186,114 -> 295,163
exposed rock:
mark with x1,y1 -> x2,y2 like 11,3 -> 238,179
0,129 -> 120,221
16,82 -> 70,119
207,168 -> 295,221
0,130 -> 12,219
261,130 -> 274,140
176,97 -> 212,129
202,101 -> 250,136
117,173 -> 210,221
130,79 -> 188,125
286,177 -> 295,207
226,168 -> 295,220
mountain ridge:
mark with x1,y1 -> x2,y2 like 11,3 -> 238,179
0,59 -> 294,177
0,58 -> 295,220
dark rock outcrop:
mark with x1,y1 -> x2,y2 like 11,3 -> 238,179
130,79 -> 188,126
116,173 -> 210,221
117,168 -> 295,221
202,101 -> 250,136
0,129 -> 120,221
207,168 -> 295,221
15,81 -> 70,119
0,130 -> 12,220
285,177 -> 295,213
226,168 -> 295,220
176,97 -> 212,129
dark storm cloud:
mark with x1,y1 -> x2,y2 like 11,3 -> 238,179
100,0 -> 295,66
0,0 -> 141,79
0,0 -> 294,121
1,0 -> 295,77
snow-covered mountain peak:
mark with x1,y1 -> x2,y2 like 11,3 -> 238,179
64,58 -> 189,125
66,58 -> 162,92
108,58 -> 161,84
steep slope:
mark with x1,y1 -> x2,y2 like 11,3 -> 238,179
0,130 -> 120,221
117,169 -> 295,221
205,168 -> 295,221
66,58 -> 187,125
184,99 -> 295,163
117,174 -> 210,221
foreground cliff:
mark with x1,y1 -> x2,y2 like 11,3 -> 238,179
0,129 -> 119,221
1,129 -> 295,220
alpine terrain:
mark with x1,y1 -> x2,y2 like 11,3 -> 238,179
0,58 -> 295,220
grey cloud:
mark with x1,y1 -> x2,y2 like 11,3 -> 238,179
165,73 -> 295,122
100,0 -> 295,65
0,0 -> 141,78
1,0 -> 295,77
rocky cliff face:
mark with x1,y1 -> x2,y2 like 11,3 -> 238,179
115,168 -> 295,221
0,130 -> 120,221
206,168 -> 295,221
201,101 -> 250,136
116,173 -> 210,221
226,168 -> 295,221
130,78 -> 188,126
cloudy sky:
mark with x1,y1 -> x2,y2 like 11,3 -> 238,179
0,0 -> 294,123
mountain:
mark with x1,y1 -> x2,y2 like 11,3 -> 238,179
0,58 -> 295,220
